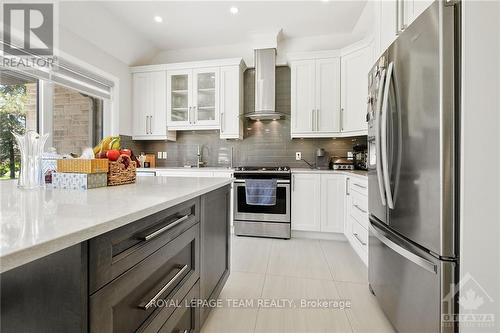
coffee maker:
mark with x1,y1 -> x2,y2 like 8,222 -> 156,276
315,148 -> 330,170
352,144 -> 368,170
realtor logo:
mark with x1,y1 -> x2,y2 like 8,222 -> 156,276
3,3 -> 54,56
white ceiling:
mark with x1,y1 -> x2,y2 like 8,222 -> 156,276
99,1 -> 368,51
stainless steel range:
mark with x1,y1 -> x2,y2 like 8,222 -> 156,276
233,166 -> 291,239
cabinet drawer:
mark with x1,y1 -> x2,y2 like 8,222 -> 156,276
349,177 -> 368,196
351,220 -> 368,253
157,282 -> 200,333
89,199 -> 199,293
350,190 -> 368,229
89,223 -> 200,333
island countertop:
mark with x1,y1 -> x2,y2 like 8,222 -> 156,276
0,176 -> 232,273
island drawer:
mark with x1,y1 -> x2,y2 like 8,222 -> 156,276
89,223 -> 200,333
155,282 -> 200,333
89,198 -> 200,293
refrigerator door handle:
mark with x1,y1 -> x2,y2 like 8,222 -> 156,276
375,68 -> 387,206
381,62 -> 395,209
371,223 -> 437,274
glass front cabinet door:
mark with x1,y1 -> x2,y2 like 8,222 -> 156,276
167,67 -> 220,130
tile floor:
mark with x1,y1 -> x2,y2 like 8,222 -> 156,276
201,236 -> 395,333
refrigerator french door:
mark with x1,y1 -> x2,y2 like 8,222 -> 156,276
367,1 -> 460,332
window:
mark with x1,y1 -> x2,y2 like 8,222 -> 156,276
0,72 -> 39,179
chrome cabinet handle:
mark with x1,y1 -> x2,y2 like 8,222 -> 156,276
400,0 -> 407,33
138,264 -> 190,310
188,107 -> 192,124
395,0 -> 400,35
353,233 -> 367,246
345,177 -> 350,195
149,115 -> 153,134
340,108 -> 344,131
221,112 -> 224,133
353,204 -> 367,214
137,214 -> 190,241
353,183 -> 367,189
146,115 -> 149,134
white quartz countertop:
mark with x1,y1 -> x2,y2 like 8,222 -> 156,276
137,167 -> 233,172
0,176 -> 232,273
291,168 -> 367,178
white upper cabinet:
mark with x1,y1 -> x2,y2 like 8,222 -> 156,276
167,67 -> 220,130
132,58 -> 245,139
290,52 -> 341,138
341,44 -> 372,135
132,70 -> 176,141
376,0 -> 435,57
220,65 -> 244,139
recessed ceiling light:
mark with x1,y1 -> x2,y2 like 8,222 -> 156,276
230,6 -> 239,14
154,16 -> 163,23
321,0 -> 330,2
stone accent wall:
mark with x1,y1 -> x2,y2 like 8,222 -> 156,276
52,85 -> 92,155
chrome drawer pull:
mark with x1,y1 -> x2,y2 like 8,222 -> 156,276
138,215 -> 190,241
353,204 -> 367,214
353,233 -> 367,246
353,183 -> 367,189
139,264 -> 190,310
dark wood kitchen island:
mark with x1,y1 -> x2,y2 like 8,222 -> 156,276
0,176 -> 232,332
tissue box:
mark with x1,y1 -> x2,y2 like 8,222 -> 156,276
52,172 -> 107,190
42,158 -> 58,184
57,159 -> 109,174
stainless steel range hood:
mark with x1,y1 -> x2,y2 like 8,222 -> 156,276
245,48 -> 284,120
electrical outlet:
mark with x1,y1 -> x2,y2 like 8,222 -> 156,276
295,152 -> 302,161
162,152 -> 168,159
157,152 -> 162,159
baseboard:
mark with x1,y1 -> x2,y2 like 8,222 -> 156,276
291,230 -> 347,241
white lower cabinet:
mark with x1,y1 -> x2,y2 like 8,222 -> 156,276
291,173 -> 321,231
345,176 -> 369,266
291,173 -> 346,233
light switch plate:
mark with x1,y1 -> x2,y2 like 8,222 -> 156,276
162,152 -> 168,159
295,152 -> 302,161
157,152 -> 162,159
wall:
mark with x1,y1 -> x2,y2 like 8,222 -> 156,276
135,67 -> 366,168
460,1 -> 500,332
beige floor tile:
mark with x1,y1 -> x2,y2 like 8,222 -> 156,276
219,271 -> 266,300
254,275 -> 352,333
336,282 -> 395,333
200,307 -> 258,333
320,240 -> 368,284
231,236 -> 273,274
267,238 -> 332,280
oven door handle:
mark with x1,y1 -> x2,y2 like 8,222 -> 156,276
234,179 -> 290,184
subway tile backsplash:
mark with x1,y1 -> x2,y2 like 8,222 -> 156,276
133,66 -> 367,168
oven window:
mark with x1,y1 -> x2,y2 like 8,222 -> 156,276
237,186 -> 287,215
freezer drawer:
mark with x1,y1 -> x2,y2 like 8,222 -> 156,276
369,220 -> 456,333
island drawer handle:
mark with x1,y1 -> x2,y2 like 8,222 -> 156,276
353,183 -> 367,189
138,215 -> 191,241
353,204 -> 367,214
138,264 -> 190,310
353,233 -> 367,246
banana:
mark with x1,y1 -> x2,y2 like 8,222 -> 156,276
93,136 -> 120,156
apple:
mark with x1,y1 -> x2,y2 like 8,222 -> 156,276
120,149 -> 132,157
106,149 -> 120,161
96,151 -> 107,159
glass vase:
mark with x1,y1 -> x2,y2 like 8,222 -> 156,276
12,131 -> 49,190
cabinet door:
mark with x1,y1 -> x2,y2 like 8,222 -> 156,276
132,72 -> 151,137
320,174 -> 346,233
150,71 -> 167,136
167,69 -> 192,128
193,67 -> 220,127
341,45 -> 372,133
379,0 -> 398,53
220,66 -> 242,139
291,173 -> 321,231
291,60 -> 316,136
316,58 -> 341,134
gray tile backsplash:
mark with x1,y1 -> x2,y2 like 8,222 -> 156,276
134,66 -> 367,168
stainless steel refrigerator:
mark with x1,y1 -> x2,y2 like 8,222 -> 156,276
367,1 -> 460,332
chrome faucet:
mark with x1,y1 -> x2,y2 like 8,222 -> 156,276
197,145 -> 206,168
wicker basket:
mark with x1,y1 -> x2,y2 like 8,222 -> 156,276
107,155 -> 136,186
57,159 -> 109,174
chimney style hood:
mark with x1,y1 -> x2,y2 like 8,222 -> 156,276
245,48 -> 284,120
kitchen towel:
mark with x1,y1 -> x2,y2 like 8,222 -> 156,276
245,179 -> 277,206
